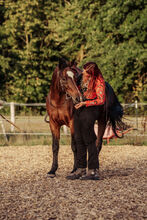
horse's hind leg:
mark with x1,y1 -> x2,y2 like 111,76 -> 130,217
70,120 -> 77,173
71,134 -> 77,173
96,119 -> 106,169
47,123 -> 60,177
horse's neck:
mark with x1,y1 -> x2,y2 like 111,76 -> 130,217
50,71 -> 65,104
50,85 -> 64,100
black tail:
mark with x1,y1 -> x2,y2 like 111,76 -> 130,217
105,82 -> 128,138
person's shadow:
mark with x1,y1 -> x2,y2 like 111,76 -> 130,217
101,167 -> 135,179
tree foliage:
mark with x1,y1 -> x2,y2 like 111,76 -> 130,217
0,0 -> 146,103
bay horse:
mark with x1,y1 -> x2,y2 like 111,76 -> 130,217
45,59 -> 125,177
45,59 -> 82,177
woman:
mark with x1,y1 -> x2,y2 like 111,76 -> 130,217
67,62 -> 106,180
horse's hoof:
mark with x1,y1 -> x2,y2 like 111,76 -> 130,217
47,172 -> 56,178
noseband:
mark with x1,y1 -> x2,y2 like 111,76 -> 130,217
59,77 -> 81,104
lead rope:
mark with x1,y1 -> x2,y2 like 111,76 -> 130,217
0,113 -> 22,132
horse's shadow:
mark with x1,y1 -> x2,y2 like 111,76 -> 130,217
100,167 -> 134,179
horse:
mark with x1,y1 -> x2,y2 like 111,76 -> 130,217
45,59 -> 125,177
45,59 -> 82,177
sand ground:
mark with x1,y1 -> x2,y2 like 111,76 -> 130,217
0,145 -> 146,220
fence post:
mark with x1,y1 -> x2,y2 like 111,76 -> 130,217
0,116 -> 8,142
135,100 -> 138,130
10,102 -> 15,132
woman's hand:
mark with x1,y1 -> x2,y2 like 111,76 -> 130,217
75,101 -> 86,109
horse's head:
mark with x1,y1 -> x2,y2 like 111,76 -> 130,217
58,60 -> 82,104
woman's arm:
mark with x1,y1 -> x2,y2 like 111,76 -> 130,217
75,101 -> 86,109
85,80 -> 105,107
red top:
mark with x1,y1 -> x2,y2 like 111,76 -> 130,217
80,74 -> 106,107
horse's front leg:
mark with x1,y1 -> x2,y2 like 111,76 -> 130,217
47,122 -> 60,178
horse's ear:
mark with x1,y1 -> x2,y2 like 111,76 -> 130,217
58,58 -> 68,70
70,59 -> 77,67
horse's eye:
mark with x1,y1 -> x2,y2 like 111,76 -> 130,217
62,77 -> 66,81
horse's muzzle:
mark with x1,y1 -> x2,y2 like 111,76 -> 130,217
73,95 -> 83,104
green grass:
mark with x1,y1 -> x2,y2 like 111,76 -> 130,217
0,134 -> 146,146
0,134 -> 71,146
105,136 -> 147,146
0,115 -> 146,146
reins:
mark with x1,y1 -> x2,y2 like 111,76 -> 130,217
0,113 -> 22,132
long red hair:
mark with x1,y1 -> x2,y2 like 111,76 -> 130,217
83,62 -> 103,91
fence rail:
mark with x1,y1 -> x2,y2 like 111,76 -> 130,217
0,101 -> 147,140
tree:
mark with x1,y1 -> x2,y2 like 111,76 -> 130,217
1,0 -> 63,103
82,0 -> 147,102
0,0 -> 146,103
56,0 -> 146,102
0,1 -> 10,100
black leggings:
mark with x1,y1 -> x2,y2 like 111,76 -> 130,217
74,106 -> 101,169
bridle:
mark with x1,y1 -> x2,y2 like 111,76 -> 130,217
59,78 -> 73,101
59,73 -> 81,104
48,75 -> 77,109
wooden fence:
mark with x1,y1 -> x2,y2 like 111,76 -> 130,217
0,101 -> 146,142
